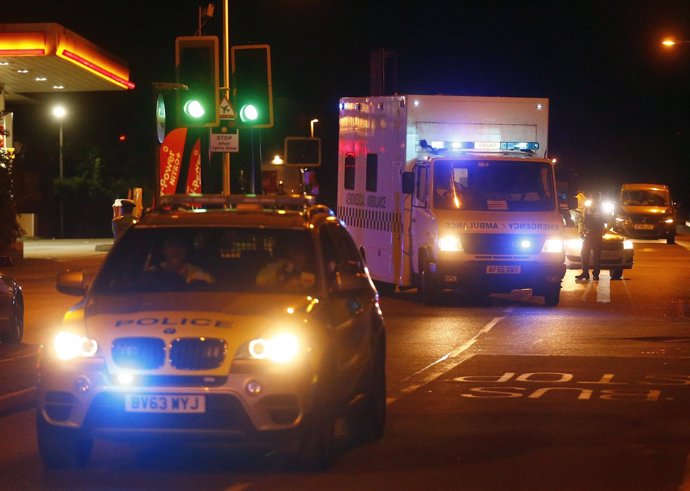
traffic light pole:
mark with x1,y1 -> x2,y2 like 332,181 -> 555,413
222,0 -> 231,195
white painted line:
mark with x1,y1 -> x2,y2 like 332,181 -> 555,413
596,276 -> 610,303
388,311 -> 511,404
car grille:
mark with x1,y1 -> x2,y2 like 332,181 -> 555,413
170,338 -> 227,370
112,337 -> 166,369
461,234 -> 544,255
111,337 -> 227,370
627,214 -> 660,225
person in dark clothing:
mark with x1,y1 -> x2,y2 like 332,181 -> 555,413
575,193 -> 607,281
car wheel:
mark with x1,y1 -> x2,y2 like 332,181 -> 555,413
354,337 -> 386,443
419,257 -> 440,305
36,411 -> 93,468
667,235 -> 676,245
296,361 -> 336,472
1,293 -> 23,344
543,284 -> 560,307
610,268 -> 623,280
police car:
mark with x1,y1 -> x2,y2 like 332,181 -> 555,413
36,194 -> 387,471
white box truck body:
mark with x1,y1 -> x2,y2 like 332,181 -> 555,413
336,95 -> 566,305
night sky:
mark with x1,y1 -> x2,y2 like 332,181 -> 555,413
5,0 -> 690,212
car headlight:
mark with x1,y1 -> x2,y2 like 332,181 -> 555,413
664,217 -> 674,224
542,238 -> 563,253
615,216 -> 625,222
239,333 -> 302,364
623,239 -> 633,250
438,235 -> 462,252
52,331 -> 99,360
567,238 -> 583,250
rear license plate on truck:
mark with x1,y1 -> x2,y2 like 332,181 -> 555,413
486,265 -> 521,274
125,394 -> 206,413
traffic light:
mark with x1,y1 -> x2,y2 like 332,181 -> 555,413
231,44 -> 273,128
175,36 -> 219,128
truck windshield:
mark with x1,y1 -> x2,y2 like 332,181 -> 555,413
433,159 -> 555,212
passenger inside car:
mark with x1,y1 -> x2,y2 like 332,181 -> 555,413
256,236 -> 316,290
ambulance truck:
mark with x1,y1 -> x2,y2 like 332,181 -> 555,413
336,95 -> 566,306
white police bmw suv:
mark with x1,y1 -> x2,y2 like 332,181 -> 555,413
36,194 -> 386,471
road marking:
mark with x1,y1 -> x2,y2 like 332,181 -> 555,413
390,307 -> 512,403
596,276 -> 610,303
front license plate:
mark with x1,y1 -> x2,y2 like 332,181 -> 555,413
486,265 -> 521,274
124,394 -> 206,413
634,224 -> 654,230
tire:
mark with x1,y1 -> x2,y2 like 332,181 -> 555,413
0,293 -> 23,344
296,363 -> 336,472
419,257 -> 440,305
543,285 -> 560,307
667,235 -> 675,245
36,411 -> 93,468
610,268 -> 623,280
374,281 -> 396,297
354,338 -> 386,443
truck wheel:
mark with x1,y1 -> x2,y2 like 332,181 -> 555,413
0,294 -> 23,344
36,411 -> 93,468
610,268 -> 623,280
374,281 -> 396,297
543,285 -> 560,307
296,361 -> 336,471
419,259 -> 440,305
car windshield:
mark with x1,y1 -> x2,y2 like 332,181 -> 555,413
91,227 -> 317,294
433,159 -> 555,212
621,190 -> 669,206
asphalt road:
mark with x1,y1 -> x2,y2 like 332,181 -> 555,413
1,234 -> 690,490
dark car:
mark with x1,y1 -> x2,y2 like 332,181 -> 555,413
0,256 -> 23,344
36,194 -> 386,471
614,183 -> 677,244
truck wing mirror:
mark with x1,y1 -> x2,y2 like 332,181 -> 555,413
402,172 -> 414,195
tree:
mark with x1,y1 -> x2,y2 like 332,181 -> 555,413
0,149 -> 23,247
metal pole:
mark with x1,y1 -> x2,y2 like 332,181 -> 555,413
59,122 -> 64,237
223,0 -> 231,195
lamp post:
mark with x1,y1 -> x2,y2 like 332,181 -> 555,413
662,38 -> 690,47
52,104 -> 67,237
310,118 -> 319,138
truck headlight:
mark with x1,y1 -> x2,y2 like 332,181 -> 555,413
53,331 -> 98,360
623,239 -> 633,250
542,238 -> 563,253
438,235 -> 462,252
243,333 -> 301,364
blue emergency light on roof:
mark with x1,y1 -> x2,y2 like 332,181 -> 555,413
421,140 -> 540,153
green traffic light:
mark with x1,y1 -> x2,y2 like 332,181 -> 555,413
239,104 -> 259,122
184,99 -> 206,119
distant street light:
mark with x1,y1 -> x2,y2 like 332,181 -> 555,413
310,118 -> 319,138
662,38 -> 690,48
51,104 -> 67,237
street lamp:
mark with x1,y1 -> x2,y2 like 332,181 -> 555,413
662,38 -> 690,47
310,118 -> 319,138
51,104 -> 67,237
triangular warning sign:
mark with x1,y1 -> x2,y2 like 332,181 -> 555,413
219,97 -> 235,119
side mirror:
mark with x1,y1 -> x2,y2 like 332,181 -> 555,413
402,172 -> 415,195
57,270 -> 87,296
330,272 -> 371,296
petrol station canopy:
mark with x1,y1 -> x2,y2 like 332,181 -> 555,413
0,22 -> 135,102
